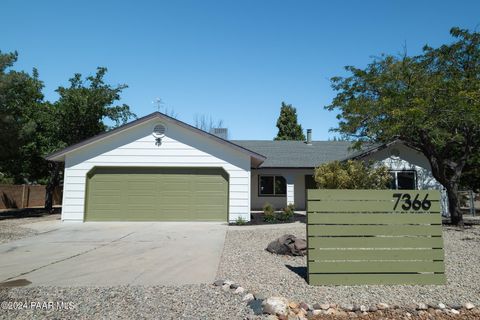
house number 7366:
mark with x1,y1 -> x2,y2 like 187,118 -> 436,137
392,193 -> 432,211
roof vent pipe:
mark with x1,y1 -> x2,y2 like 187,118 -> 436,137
306,129 -> 312,145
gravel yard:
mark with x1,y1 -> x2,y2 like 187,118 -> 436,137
0,216 -> 256,320
0,213 -> 60,244
217,223 -> 480,308
0,285 -> 253,320
1,218 -> 478,319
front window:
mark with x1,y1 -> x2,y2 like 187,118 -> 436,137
259,175 -> 286,196
389,170 -> 417,190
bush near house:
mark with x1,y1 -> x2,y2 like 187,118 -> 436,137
277,203 -> 295,222
314,160 -> 391,189
262,202 -> 276,223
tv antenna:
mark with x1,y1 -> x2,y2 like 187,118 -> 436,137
152,98 -> 164,112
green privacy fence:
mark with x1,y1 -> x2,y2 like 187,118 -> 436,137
307,190 -> 446,285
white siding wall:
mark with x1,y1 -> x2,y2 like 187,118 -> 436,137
250,168 -> 314,211
61,118 -> 251,222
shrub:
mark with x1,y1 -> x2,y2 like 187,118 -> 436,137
314,160 -> 391,189
234,216 -> 247,225
278,204 -> 294,222
263,202 -> 276,223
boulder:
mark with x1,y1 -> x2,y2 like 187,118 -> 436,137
266,234 -> 307,256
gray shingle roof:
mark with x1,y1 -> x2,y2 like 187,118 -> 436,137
231,140 -> 363,168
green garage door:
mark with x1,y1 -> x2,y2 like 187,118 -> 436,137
85,167 -> 228,221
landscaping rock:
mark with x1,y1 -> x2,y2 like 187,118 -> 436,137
299,302 -> 310,311
359,305 -> 368,312
230,283 -> 240,289
234,287 -> 245,294
294,238 -> 307,251
325,308 -> 336,315
213,279 -> 224,286
320,303 -> 330,310
417,303 -> 428,310
312,309 -> 322,316
255,293 -> 266,301
377,303 -> 389,310
243,293 -> 255,302
450,309 -> 460,315
341,304 -> 354,311
221,284 -> 230,291
247,299 -> 263,315
438,303 -> 446,309
262,297 -> 289,316
464,302 -> 475,310
266,234 -> 307,256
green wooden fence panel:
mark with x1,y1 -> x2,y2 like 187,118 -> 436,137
309,236 -> 443,249
309,261 -> 445,273
307,189 -> 441,201
308,213 -> 441,225
308,200 -> 441,213
309,273 -> 447,285
308,248 -> 445,261
307,225 -> 443,236
307,189 -> 446,285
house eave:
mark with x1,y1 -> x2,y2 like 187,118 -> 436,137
44,112 -> 266,166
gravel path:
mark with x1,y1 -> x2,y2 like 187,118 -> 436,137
217,223 -> 480,308
0,214 -> 60,244
0,285 -> 255,320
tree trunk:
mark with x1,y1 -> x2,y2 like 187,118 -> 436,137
445,183 -> 463,225
45,162 -> 60,213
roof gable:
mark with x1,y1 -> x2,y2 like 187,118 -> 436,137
45,112 -> 266,167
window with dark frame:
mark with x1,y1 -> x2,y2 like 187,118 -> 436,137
389,170 -> 417,190
259,175 -> 286,196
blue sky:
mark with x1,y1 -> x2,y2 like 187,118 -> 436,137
2,0 -> 479,140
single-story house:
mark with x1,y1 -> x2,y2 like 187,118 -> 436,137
46,112 -> 447,222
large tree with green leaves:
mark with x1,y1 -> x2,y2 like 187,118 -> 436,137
55,67 -> 135,146
274,102 -> 306,141
326,27 -> 480,225
44,67 -> 136,210
0,51 -> 54,184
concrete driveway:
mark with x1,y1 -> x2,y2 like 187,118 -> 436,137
0,221 -> 226,286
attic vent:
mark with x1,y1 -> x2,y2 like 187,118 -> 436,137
152,123 -> 166,146
153,124 -> 166,138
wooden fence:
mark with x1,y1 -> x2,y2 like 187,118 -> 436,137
0,184 -> 62,209
307,189 -> 445,285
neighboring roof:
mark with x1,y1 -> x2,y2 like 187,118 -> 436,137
45,112 -> 266,167
231,140 -> 359,168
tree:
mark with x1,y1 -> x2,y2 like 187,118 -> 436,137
314,160 -> 391,189
194,114 -> 225,133
55,67 -> 135,146
325,27 -> 480,224
0,51 -> 52,184
44,67 -> 136,210
274,102 -> 306,141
